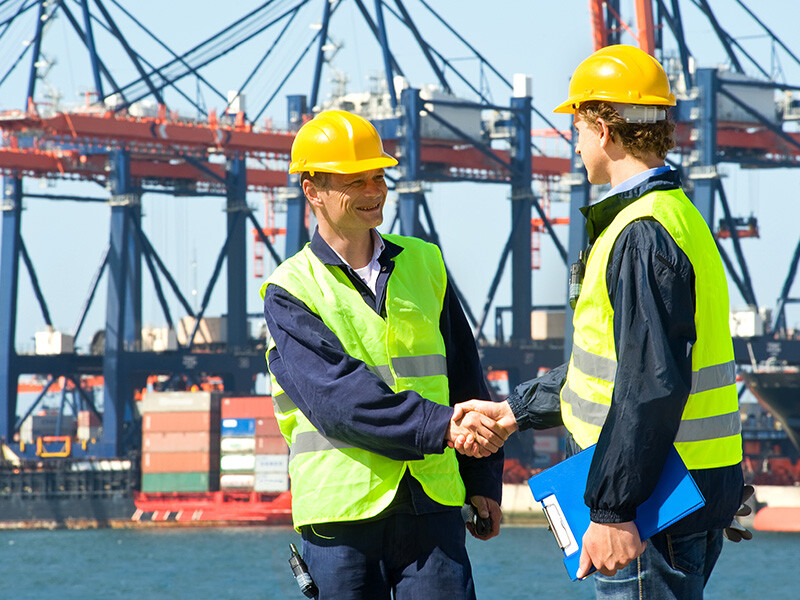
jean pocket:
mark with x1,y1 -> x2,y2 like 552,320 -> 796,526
665,531 -> 706,575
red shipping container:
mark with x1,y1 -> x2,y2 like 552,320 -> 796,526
221,396 -> 274,419
142,411 -> 219,433
141,451 -> 220,473
142,431 -> 219,453
256,416 -> 282,437
256,435 -> 289,455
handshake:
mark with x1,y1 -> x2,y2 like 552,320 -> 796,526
445,400 -> 519,458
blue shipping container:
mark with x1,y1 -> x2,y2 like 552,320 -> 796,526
221,418 -> 256,437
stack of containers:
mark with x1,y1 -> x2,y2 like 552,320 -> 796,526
255,402 -> 289,493
219,396 -> 288,493
140,391 -> 221,493
77,410 -> 102,441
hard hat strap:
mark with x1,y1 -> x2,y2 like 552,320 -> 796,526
610,103 -> 667,124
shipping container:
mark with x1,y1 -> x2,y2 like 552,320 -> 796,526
254,454 -> 288,473
141,472 -> 216,493
220,454 -> 256,472
77,410 -> 101,428
256,435 -> 289,454
140,391 -> 222,414
221,396 -> 274,419
142,451 -> 220,473
254,472 -> 290,493
255,417 -> 282,437
221,418 -> 256,437
220,436 -> 256,454
143,431 -> 218,453
19,415 -> 77,444
77,425 -> 102,441
142,411 -> 220,433
220,474 -> 255,490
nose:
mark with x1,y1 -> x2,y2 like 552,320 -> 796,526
364,178 -> 384,197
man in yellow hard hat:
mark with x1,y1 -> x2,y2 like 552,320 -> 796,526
452,45 -> 746,598
260,110 -> 507,599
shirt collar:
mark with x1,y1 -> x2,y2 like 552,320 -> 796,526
599,166 -> 673,202
308,227 -> 402,266
581,167 -> 682,243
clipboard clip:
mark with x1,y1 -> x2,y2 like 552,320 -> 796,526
541,494 -> 579,556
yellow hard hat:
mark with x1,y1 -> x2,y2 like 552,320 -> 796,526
288,110 -> 398,175
553,45 -> 676,114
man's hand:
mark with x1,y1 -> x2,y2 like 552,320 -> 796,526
467,495 -> 502,540
448,400 -> 519,456
576,521 -> 647,578
445,409 -> 509,457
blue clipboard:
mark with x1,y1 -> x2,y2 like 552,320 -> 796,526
528,444 -> 705,581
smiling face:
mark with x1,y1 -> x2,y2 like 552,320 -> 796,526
305,168 -> 388,239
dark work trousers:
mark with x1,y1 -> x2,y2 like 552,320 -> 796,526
300,509 -> 476,600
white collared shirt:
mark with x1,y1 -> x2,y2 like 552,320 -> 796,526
333,230 -> 385,295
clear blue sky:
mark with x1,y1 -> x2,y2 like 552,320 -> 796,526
2,0 -> 799,356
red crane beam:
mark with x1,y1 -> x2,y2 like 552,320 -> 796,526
0,148 -> 287,190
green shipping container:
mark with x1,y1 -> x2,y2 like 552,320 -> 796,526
141,471 -> 218,493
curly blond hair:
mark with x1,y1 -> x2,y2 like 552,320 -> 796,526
577,101 -> 675,160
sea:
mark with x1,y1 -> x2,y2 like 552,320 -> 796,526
1,525 -> 795,599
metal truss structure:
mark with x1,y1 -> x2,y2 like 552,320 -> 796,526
0,1 -> 799,460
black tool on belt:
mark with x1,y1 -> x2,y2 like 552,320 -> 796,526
289,543 -> 318,599
569,250 -> 586,309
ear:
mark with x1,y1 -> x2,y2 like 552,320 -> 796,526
596,118 -> 611,149
302,178 -> 324,210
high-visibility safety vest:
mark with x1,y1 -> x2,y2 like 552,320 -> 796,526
261,234 -> 465,529
562,188 -> 742,469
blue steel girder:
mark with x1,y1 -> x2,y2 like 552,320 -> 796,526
80,0 -> 104,99
374,0 -> 397,110
25,0 -> 47,105
226,156 -> 248,350
509,95 -> 532,346
91,0 -> 165,105
398,88 -> 424,238
101,148 -> 141,457
0,176 -> 22,443
392,0 -> 451,95
284,95 -> 310,257
309,0 -> 332,110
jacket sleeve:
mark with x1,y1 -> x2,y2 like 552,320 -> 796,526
263,283 -> 453,462
586,219 -> 696,523
440,283 -> 504,504
506,363 -> 568,431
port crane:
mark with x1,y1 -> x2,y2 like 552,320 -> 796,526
584,0 -> 800,361
0,0 -> 575,458
1,1 -> 799,462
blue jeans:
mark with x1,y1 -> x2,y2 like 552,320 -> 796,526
301,509 -> 476,600
595,529 -> 724,599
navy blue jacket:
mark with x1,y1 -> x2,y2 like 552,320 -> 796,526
263,230 -> 503,517
507,170 -> 742,534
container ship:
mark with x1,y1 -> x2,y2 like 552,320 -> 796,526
739,368 -> 800,532
1,391 -> 293,529
4,375 -> 800,531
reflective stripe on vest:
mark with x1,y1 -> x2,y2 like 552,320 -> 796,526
562,187 -> 742,470
262,233 -> 465,529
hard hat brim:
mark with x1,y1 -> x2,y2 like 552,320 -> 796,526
553,94 -> 677,115
553,98 -> 578,114
289,154 -> 398,175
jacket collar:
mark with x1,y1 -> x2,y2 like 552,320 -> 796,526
580,169 -> 682,243
308,227 -> 403,267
